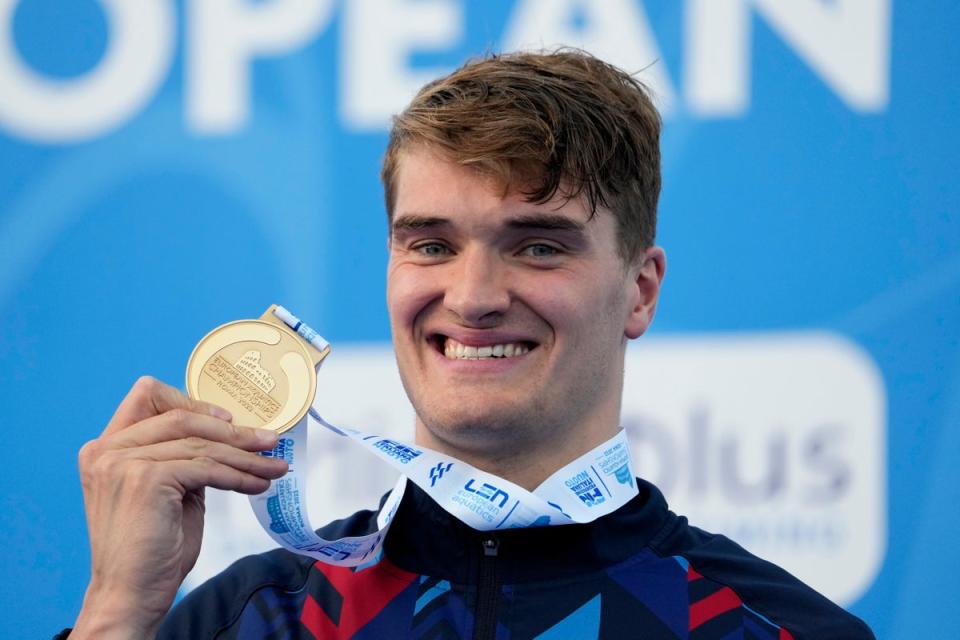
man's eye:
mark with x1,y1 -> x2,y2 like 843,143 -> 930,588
520,243 -> 561,258
414,242 -> 451,257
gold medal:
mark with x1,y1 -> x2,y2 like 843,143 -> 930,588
185,305 -> 329,433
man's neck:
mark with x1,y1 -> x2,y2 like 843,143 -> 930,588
414,421 -> 620,491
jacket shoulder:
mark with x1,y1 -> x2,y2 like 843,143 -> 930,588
158,506 -> 381,639
650,515 -> 875,640
158,547 -> 314,639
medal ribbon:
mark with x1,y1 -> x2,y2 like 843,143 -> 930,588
248,307 -> 639,566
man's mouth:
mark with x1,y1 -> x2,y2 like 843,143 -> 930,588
434,336 -> 536,360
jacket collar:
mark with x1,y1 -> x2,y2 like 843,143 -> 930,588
383,478 -> 675,584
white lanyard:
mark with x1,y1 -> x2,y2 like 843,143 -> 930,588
248,308 -> 639,566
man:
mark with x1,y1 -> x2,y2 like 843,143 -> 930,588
67,50 -> 874,639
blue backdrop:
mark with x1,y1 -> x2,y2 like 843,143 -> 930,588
1,1 -> 957,637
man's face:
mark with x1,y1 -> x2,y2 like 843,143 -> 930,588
386,147 -> 663,460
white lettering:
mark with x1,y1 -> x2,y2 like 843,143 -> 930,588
0,0 -> 894,139
187,0 -> 335,133
686,0 -> 891,115
340,0 -> 462,130
0,0 -> 174,142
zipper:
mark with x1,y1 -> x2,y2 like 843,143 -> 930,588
473,535 -> 501,640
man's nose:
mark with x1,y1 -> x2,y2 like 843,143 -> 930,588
443,248 -> 510,324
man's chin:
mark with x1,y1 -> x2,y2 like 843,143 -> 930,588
416,406 -> 543,453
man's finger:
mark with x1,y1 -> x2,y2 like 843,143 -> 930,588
105,376 -> 232,434
117,439 -> 288,479
163,459 -> 277,495
104,410 -> 278,451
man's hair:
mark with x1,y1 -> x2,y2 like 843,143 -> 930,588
381,49 -> 662,261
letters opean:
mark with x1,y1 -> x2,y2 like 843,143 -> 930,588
0,0 -> 890,142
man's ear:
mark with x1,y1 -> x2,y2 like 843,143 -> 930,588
624,246 -> 666,340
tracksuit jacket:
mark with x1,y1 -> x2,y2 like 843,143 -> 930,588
141,478 -> 875,639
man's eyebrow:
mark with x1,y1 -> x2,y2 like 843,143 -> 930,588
391,215 -> 449,233
506,214 -> 586,232
390,213 -> 587,234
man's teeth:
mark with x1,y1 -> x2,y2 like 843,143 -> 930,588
443,338 -> 530,360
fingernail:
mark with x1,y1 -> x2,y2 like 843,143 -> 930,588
211,406 -> 233,421
255,428 -> 279,446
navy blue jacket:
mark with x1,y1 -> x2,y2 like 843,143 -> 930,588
157,479 -> 873,639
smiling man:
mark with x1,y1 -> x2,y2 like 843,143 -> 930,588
386,149 -> 661,490
67,51 -> 873,639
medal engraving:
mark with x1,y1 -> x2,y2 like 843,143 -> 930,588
202,352 -> 282,422
186,306 -> 326,433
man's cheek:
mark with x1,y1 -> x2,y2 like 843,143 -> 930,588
389,278 -> 441,319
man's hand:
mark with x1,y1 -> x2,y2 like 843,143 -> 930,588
71,376 -> 288,639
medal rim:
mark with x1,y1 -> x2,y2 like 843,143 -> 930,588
185,318 -> 317,434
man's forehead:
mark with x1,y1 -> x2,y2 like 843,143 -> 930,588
389,146 -> 607,238
394,147 -> 582,206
